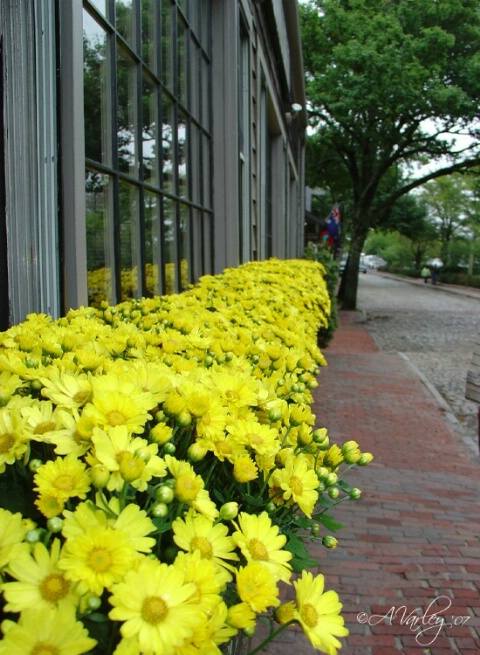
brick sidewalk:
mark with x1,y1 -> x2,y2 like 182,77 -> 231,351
252,311 -> 480,655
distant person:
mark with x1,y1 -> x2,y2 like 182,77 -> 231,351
431,265 -> 439,285
421,266 -> 430,284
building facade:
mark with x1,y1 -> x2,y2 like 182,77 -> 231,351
0,0 -> 306,329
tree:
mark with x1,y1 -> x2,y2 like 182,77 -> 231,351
300,0 -> 480,309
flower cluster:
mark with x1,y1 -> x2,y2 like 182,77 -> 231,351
0,258 -> 372,655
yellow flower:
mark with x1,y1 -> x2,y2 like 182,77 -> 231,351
194,397 -> 229,440
109,558 -> 203,654
233,455 -> 258,483
33,454 -> 91,503
58,526 -> 135,595
172,510 -> 239,576
173,550 -> 229,613
232,511 -> 292,583
91,425 -> 167,491
179,600 -> 237,652
270,454 -> 319,518
0,408 -> 29,473
62,500 -> 156,555
226,602 -> 256,630
323,444 -> 344,470
165,455 -> 218,520
21,399 -> 65,443
236,561 -> 280,612
84,386 -> 152,434
35,494 -> 65,519
2,539 -> 78,611
293,571 -> 349,655
40,369 -> 92,408
0,508 -> 29,571
197,432 -> 247,464
0,605 -> 97,655
275,601 -> 297,624
226,416 -> 280,459
210,371 -> 260,410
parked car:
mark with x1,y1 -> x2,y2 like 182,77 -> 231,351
339,255 -> 367,274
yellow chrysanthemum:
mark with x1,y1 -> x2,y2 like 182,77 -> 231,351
58,525 -> 135,595
50,408 -> 93,457
173,550 -> 229,612
33,454 -> 91,503
232,454 -> 258,483
293,571 -> 349,655
231,511 -> 292,583
2,539 -> 78,611
109,558 -> 203,655
194,398 -> 229,440
197,431 -> 247,464
62,500 -> 156,554
21,399 -> 65,443
40,369 -> 92,408
226,602 -> 257,630
236,561 -> 280,612
84,388 -> 152,434
172,510 -> 238,576
226,417 -> 280,459
210,371 -> 260,410
178,600 -> 237,653
0,605 -> 97,655
0,508 -> 29,571
323,444 -> 345,470
91,425 -> 167,491
165,455 -> 218,520
270,454 -> 319,518
35,494 -> 65,519
0,407 -> 29,473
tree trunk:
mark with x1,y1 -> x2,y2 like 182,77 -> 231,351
337,214 -> 369,310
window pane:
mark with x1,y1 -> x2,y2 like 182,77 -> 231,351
163,197 -> 176,294
178,111 -> 188,198
119,181 -> 141,300
85,170 -> 115,306
162,94 -> 175,192
116,0 -> 135,49
202,133 -> 211,208
86,0 -> 107,18
177,16 -> 187,105
190,44 -> 200,122
117,44 -> 138,177
141,0 -> 156,71
144,190 -> 162,297
201,54 -> 209,129
179,203 -> 189,290
162,0 -> 173,90
142,74 -> 158,186
190,125 -> 200,204
83,10 -> 111,164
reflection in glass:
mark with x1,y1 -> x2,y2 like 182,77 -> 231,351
144,190 -> 161,297
116,0 -> 134,49
163,197 -> 176,294
142,75 -> 158,186
178,112 -> 188,198
179,203 -> 190,290
190,126 -> 200,205
83,9 -> 110,164
177,17 -> 187,105
117,45 -> 138,177
141,0 -> 156,71
85,170 -> 115,306
86,0 -> 107,18
162,94 -> 175,192
119,181 -> 140,300
162,1 -> 173,90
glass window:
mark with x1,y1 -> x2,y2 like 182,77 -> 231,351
85,170 -> 115,306
83,9 -> 111,165
119,181 -> 141,300
82,0 -> 213,305
142,73 -> 158,186
117,44 -> 138,177
144,190 -> 162,296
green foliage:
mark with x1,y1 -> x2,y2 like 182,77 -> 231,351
304,244 -> 339,346
301,0 -> 480,309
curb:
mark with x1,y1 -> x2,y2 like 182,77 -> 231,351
373,270 -> 480,301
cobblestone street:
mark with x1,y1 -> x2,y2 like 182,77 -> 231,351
358,272 -> 480,450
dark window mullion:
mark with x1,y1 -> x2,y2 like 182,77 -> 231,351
171,6 -> 182,292
110,31 -> 122,303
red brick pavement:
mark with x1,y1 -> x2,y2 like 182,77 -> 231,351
251,311 -> 480,655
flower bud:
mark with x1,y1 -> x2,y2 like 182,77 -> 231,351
46,517 -> 63,533
328,487 -> 340,499
187,442 -> 207,462
87,596 -> 102,611
155,485 -> 174,504
28,458 -> 43,473
151,502 -> 168,518
25,529 -> 43,543
357,452 -> 374,466
219,502 -> 239,521
90,465 -> 110,489
311,523 -> 321,537
349,487 -> 362,500
322,535 -> 338,549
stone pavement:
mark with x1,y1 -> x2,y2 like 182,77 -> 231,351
252,310 -> 480,655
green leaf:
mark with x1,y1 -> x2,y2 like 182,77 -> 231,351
315,514 -> 344,532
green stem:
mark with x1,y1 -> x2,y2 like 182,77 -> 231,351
247,620 -> 296,655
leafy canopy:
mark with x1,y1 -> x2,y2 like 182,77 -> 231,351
301,0 -> 480,308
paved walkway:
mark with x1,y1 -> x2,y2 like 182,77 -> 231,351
252,310 -> 480,655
